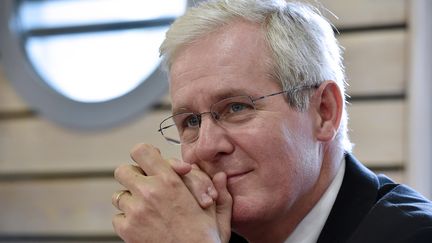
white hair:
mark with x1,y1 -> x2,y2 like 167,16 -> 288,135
160,0 -> 352,152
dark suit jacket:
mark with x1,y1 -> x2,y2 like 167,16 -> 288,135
230,153 -> 432,243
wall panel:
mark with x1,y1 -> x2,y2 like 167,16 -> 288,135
348,100 -> 406,167
0,110 -> 180,174
0,0 -> 409,240
0,178 -> 117,235
303,0 -> 406,28
340,30 -> 406,96
0,66 -> 28,111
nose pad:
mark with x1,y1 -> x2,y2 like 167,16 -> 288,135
194,110 -> 227,144
193,112 -> 233,162
211,111 -> 220,120
198,111 -> 219,127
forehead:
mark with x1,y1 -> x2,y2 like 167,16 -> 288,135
169,21 -> 279,111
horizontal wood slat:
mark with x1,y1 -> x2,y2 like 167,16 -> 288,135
0,178 -> 118,235
0,237 -> 121,243
348,100 -> 405,167
0,110 -> 181,174
302,0 -> 406,28
339,30 -> 406,96
0,66 -> 28,112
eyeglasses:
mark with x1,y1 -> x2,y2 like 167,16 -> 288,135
158,84 -> 318,145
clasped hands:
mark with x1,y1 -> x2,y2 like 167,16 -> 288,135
111,143 -> 232,243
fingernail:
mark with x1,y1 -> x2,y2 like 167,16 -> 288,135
201,193 -> 213,205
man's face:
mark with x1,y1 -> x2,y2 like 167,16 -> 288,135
169,21 -> 324,231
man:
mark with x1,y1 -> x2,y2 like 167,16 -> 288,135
111,0 -> 432,242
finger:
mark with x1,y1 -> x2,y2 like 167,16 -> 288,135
212,172 -> 232,242
191,164 -> 218,200
114,164 -> 146,193
181,165 -> 217,208
112,213 -> 127,240
130,143 -> 174,176
111,190 -> 132,211
168,158 -> 192,176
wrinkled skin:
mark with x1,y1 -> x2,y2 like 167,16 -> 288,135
169,21 -> 342,242
112,144 -> 232,243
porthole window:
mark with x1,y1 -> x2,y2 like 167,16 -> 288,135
0,0 -> 187,129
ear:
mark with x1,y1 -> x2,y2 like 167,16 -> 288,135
311,80 -> 343,142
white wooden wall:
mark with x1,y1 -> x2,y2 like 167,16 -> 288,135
0,0 -> 407,241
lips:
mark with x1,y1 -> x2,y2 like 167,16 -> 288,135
227,170 -> 253,185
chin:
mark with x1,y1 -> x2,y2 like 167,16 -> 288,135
230,192 -> 287,230
231,195 -> 266,226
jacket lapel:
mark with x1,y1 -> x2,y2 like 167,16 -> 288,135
317,153 -> 380,243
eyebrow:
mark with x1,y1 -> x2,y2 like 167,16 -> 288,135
171,107 -> 190,116
214,88 -> 251,100
171,88 -> 252,115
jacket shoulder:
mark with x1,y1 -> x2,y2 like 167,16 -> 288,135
349,177 -> 432,242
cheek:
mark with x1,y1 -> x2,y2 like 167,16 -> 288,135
238,114 -> 318,188
235,120 -> 300,181
279,117 -> 323,195
237,114 -> 312,160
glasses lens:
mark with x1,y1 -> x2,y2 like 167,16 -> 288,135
211,96 -> 256,125
160,113 -> 199,144
160,96 -> 257,145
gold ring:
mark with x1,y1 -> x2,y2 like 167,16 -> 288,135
115,190 -> 129,209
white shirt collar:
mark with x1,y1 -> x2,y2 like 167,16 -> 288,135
284,158 -> 346,243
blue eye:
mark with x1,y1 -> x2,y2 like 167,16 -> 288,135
229,103 -> 248,113
185,115 -> 200,128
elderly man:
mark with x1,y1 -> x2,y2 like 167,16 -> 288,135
111,0 -> 432,242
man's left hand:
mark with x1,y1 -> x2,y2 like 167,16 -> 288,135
111,144 -> 232,243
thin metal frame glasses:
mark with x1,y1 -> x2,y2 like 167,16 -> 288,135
158,84 -> 318,145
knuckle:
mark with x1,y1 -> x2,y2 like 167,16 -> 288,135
137,184 -> 155,200
129,204 -> 149,222
111,193 -> 117,206
113,164 -> 131,180
130,143 -> 157,160
113,167 -> 121,180
161,173 -> 181,188
130,143 -> 161,162
127,203 -> 140,217
113,166 -> 124,180
129,143 -> 145,160
112,217 -> 127,237
119,224 -> 133,241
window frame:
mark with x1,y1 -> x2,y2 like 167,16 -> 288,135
0,0 -> 185,129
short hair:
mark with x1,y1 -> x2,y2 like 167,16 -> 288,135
160,0 -> 352,152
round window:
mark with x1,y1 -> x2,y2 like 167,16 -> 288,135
0,0 -> 187,129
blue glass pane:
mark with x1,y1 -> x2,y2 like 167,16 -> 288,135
26,27 -> 167,103
19,0 -> 186,29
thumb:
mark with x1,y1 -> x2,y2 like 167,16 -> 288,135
212,172 -> 232,242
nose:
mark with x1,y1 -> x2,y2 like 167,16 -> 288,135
192,114 -> 234,162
